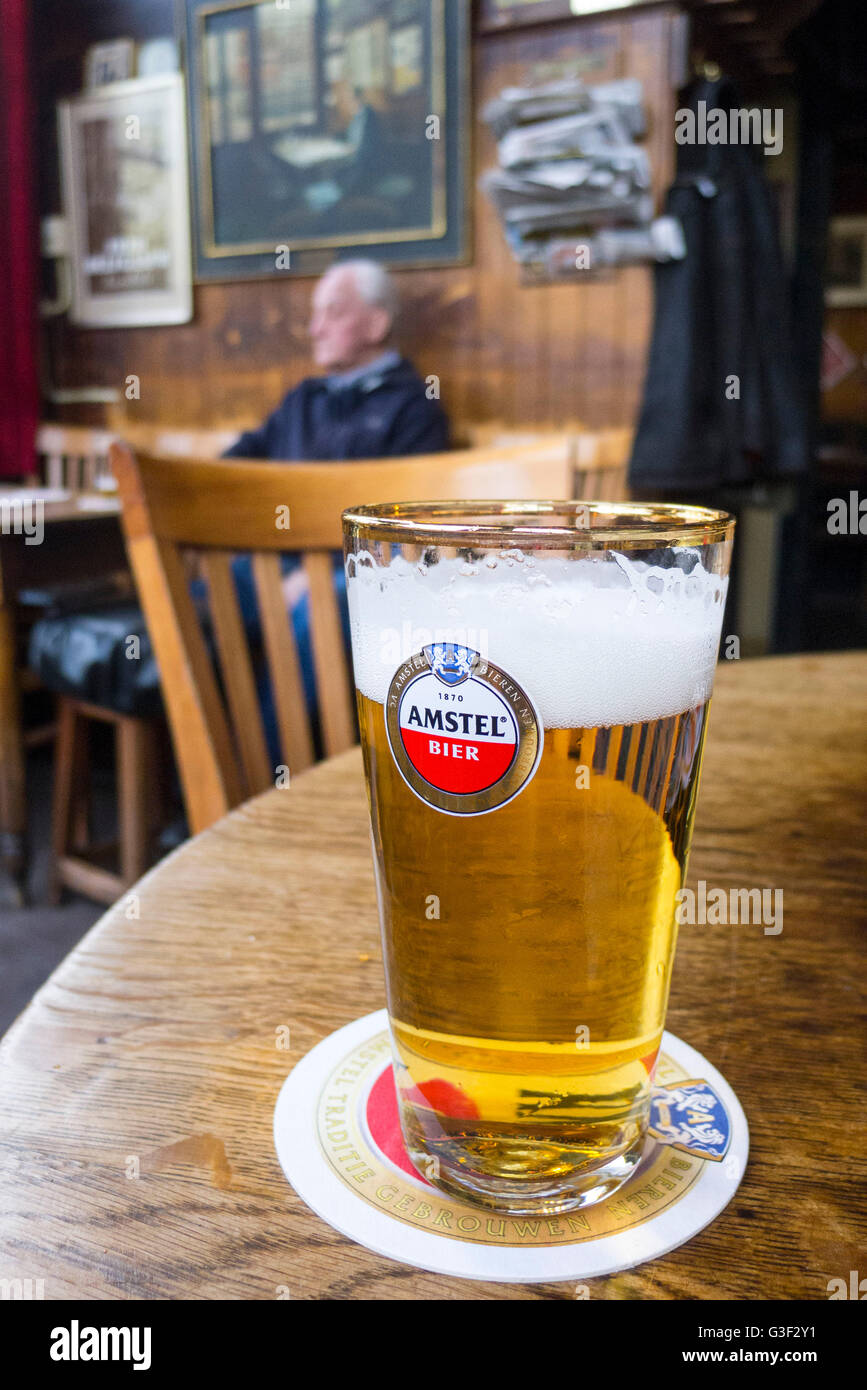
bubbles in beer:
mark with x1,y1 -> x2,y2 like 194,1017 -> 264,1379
347,550 -> 728,727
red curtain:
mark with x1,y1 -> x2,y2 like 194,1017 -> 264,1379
0,0 -> 38,479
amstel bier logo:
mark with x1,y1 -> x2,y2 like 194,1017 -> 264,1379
385,642 -> 542,815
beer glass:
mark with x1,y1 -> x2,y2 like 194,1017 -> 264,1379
343,502 -> 734,1214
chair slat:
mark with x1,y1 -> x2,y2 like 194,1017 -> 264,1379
303,553 -> 356,757
251,553 -> 314,776
36,424 -> 124,491
571,428 -> 632,503
200,551 -> 272,797
574,467 -> 602,501
125,527 -> 243,829
598,466 -> 628,501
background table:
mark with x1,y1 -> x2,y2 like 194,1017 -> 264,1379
0,652 -> 864,1299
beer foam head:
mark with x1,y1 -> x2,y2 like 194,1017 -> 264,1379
346,549 -> 728,728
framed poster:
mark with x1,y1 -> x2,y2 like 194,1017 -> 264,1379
182,0 -> 469,280
59,73 -> 193,327
826,217 -> 867,307
83,39 -> 136,88
479,0 -> 646,30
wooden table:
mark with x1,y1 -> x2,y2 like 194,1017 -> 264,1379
0,652 -> 864,1300
0,493 -> 124,899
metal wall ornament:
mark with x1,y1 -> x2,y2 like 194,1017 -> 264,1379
58,73 -> 193,327
183,0 -> 470,281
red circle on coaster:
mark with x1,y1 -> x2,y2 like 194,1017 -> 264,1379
365,1065 -> 433,1185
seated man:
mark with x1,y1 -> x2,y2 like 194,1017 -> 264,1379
223,260 -> 449,757
224,259 -> 449,461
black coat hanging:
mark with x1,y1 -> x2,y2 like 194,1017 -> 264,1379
628,76 -> 808,492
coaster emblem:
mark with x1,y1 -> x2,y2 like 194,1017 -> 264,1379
648,1081 -> 731,1161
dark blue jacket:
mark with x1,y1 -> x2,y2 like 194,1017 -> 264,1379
222,356 -> 448,761
223,356 -> 449,461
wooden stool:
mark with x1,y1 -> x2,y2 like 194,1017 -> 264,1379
50,696 -> 160,905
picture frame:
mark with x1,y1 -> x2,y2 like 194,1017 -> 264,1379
825,216 -> 867,308
83,39 -> 137,88
137,38 -> 181,78
182,0 -> 470,281
58,73 -> 193,327
478,0 -> 647,31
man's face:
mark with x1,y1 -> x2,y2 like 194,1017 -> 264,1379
309,268 -> 389,372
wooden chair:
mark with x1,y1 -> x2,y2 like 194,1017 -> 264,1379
110,438 -> 575,836
34,421 -> 241,488
115,422 -> 241,459
29,424 -> 155,902
460,423 -> 633,501
572,426 -> 634,501
48,696 -> 163,904
22,423 -> 125,752
35,424 -> 118,491
463,424 -> 581,450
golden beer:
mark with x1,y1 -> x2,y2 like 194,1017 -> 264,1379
344,502 -> 734,1213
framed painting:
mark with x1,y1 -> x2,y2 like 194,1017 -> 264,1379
479,0 -> 647,31
83,39 -> 136,88
182,0 -> 470,280
58,73 -> 193,327
826,217 -> 867,308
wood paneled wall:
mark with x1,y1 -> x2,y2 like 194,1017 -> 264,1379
40,5 -> 683,441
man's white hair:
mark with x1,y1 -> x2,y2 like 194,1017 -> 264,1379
331,258 -> 398,326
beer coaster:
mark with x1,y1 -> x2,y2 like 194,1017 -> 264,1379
273,1009 -> 749,1284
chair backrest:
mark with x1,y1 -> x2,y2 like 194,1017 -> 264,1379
573,427 -> 634,501
460,424 -> 632,502
463,423 -> 582,450
36,423 -> 118,491
116,422 -> 241,458
39,420 -> 630,498
36,421 -> 241,490
110,438 -> 574,834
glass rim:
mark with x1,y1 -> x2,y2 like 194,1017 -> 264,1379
342,499 -> 735,548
